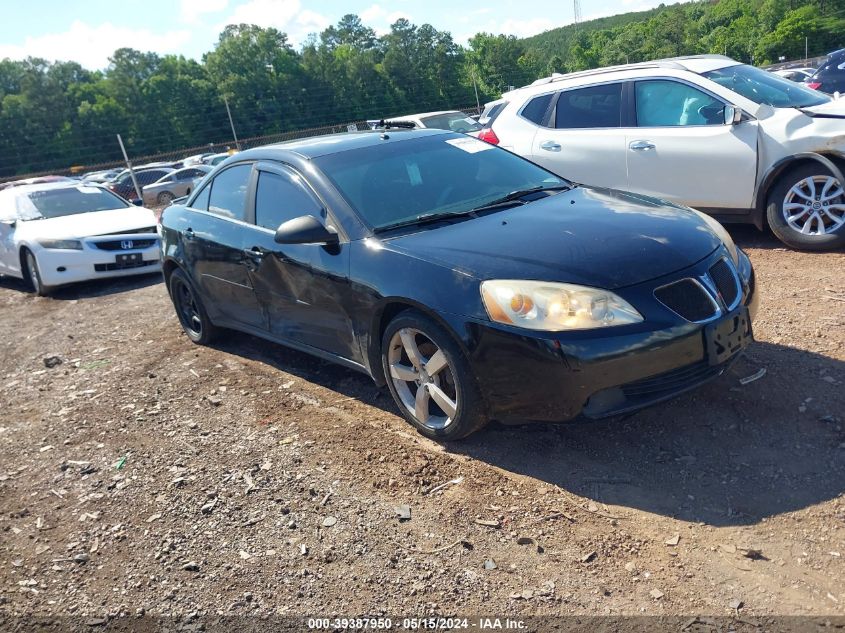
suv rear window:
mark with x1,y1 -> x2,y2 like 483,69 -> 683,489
555,83 -> 622,129
479,102 -> 507,126
520,93 -> 554,125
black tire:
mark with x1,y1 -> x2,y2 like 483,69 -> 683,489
168,267 -> 218,345
381,310 -> 488,441
157,191 -> 175,205
22,249 -> 51,296
766,163 -> 845,251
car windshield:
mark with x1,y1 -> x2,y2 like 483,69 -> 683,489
420,113 -> 482,133
703,64 -> 829,108
314,134 -> 567,231
17,186 -> 128,220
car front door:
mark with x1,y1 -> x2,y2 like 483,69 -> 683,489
179,162 -> 266,330
625,79 -> 758,210
243,163 -> 359,363
529,82 -> 628,189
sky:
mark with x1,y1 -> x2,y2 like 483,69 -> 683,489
0,0 -> 667,70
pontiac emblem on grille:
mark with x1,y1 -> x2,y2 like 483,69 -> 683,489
121,240 -> 134,250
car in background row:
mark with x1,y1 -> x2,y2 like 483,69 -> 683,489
477,54 -> 845,250
142,166 -> 211,206
806,49 -> 845,94
202,151 -> 239,166
0,183 -> 160,295
81,168 -> 123,184
160,129 -> 756,441
0,175 -> 77,191
772,67 -> 815,83
107,167 -> 174,202
387,110 -> 483,134
181,152 -> 215,167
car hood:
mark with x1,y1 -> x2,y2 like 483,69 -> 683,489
382,187 -> 723,289
16,207 -> 158,240
800,98 -> 845,117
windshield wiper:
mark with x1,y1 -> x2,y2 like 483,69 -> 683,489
470,184 -> 572,212
375,209 -> 479,233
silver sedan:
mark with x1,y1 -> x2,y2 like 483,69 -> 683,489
142,166 -> 211,206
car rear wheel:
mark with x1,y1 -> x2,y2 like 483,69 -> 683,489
381,310 -> 488,441
23,249 -> 51,296
157,191 -> 175,205
767,164 -> 845,250
169,268 -> 217,344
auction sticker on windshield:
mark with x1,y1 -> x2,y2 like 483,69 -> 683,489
445,137 -> 493,153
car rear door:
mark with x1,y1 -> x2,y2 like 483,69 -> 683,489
180,162 -> 266,329
624,78 -> 758,209
243,162 -> 359,362
528,82 -> 629,188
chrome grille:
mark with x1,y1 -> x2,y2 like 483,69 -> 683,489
708,258 -> 740,309
93,238 -> 157,251
654,278 -> 719,322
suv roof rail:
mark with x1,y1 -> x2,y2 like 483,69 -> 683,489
507,54 -> 735,93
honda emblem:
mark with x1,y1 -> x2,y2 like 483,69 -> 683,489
121,240 -> 134,250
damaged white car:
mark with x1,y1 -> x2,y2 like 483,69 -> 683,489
476,55 -> 845,250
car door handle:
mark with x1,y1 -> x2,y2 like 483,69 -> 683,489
243,247 -> 266,271
629,140 -> 656,151
540,140 -> 561,151
184,228 -> 195,240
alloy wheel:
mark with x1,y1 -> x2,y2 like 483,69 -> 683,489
173,277 -> 203,337
158,191 -> 175,205
387,327 -> 458,430
782,175 -> 845,236
26,251 -> 41,295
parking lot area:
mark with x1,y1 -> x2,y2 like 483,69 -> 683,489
0,226 -> 843,619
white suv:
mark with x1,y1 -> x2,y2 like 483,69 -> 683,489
477,55 -> 845,250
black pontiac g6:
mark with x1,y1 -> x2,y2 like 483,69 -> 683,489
159,129 -> 758,440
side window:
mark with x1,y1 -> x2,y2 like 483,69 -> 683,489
207,164 -> 252,221
555,84 -> 622,129
191,185 -> 210,211
254,170 -> 322,231
521,93 -> 554,125
636,80 -> 726,127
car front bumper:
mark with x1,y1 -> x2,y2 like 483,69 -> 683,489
34,239 -> 161,287
461,248 -> 758,423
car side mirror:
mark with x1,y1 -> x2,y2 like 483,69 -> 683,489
724,105 -> 742,125
274,214 -> 339,245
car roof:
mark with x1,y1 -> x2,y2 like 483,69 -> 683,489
237,128 -> 450,160
391,110 -> 465,121
503,54 -> 742,97
0,181 -> 108,198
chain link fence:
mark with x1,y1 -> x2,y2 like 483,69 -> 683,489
0,106 -> 481,184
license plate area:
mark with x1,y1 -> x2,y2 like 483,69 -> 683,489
115,253 -> 143,268
705,308 -> 751,366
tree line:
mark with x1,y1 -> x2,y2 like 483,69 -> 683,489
0,0 -> 843,178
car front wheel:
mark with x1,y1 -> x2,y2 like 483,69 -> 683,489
767,164 -> 845,250
381,310 -> 488,441
157,191 -> 175,205
168,268 -> 218,344
23,249 -> 51,296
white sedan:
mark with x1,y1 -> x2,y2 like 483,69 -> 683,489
0,183 -> 161,295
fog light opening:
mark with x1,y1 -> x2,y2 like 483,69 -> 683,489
56,266 -> 67,272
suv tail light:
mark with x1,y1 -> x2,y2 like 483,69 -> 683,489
477,127 -> 500,145
806,81 -> 822,90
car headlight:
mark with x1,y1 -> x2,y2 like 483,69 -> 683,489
695,211 -> 738,265
38,239 -> 83,250
480,280 -> 643,331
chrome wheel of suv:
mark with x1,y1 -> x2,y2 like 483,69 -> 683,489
782,175 -> 845,235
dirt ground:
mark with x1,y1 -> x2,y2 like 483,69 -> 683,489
0,226 -> 843,624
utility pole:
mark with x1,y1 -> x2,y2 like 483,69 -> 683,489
471,69 -> 481,115
223,95 -> 241,151
116,134 -> 142,203
573,0 -> 581,29
805,36 -> 808,64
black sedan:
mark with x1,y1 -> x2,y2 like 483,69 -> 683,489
159,129 -> 758,441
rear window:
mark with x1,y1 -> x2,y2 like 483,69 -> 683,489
479,102 -> 507,126
419,113 -> 482,133
520,93 -> 554,125
555,83 -> 623,129
18,186 -> 128,220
